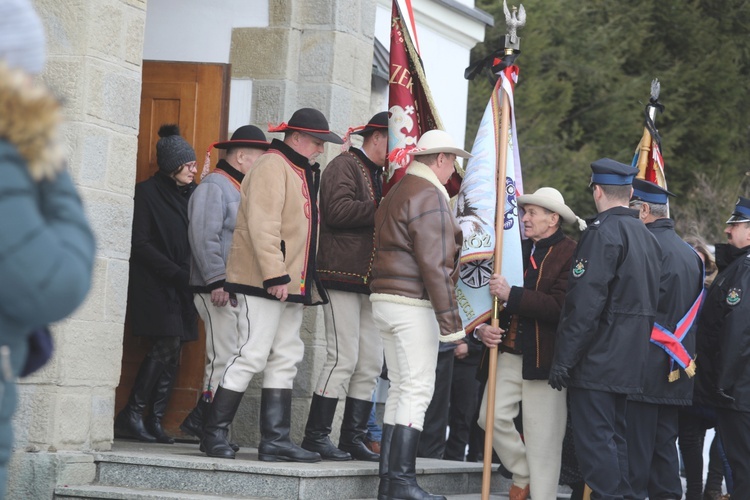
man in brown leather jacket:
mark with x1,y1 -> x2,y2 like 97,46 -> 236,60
370,129 -> 469,500
302,112 -> 388,462
476,187 -> 582,500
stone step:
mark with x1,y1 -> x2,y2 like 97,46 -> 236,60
54,484 -> 259,499
80,441 -> 511,499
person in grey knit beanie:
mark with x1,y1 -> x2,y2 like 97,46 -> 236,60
156,124 -> 197,174
0,0 -> 46,75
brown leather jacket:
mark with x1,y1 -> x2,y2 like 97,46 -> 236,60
370,161 -> 464,341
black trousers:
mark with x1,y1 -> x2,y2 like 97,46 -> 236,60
569,388 -> 630,500
444,352 -> 480,461
417,349 -> 454,459
717,408 -> 749,498
625,401 -> 681,499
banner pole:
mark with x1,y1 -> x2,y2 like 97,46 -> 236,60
481,65 -> 512,500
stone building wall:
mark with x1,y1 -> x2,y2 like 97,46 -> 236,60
8,0 -> 146,497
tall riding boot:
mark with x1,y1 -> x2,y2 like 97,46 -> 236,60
301,394 -> 352,460
377,424 -> 395,500
180,395 -> 210,439
258,388 -> 322,463
145,358 -> 178,444
201,386 -> 244,459
113,356 -> 164,442
389,424 -> 446,500
338,397 -> 380,461
181,395 -> 240,452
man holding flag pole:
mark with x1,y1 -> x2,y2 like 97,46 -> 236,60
455,2 -> 527,499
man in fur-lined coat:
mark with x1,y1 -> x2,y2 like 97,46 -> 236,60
370,129 -> 468,500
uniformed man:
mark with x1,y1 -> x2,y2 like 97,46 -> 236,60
694,196 -> 750,499
625,179 -> 704,500
549,159 -> 662,499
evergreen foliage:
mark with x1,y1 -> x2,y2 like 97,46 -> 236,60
466,0 -> 750,242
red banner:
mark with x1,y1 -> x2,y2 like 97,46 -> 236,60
386,0 -> 461,196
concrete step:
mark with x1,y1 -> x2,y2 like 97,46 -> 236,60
54,483 -> 260,499
79,441 -> 511,499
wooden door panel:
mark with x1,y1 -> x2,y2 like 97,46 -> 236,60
116,61 -> 229,440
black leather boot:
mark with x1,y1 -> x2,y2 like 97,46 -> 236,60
258,388 -> 321,463
182,395 -> 240,452
301,394 -> 352,460
388,425 -> 446,500
180,395 -> 210,439
338,397 -> 379,461
201,386 -> 244,459
113,356 -> 163,442
145,358 -> 178,444
377,424 -> 394,500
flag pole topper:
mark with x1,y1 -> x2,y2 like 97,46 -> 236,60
503,0 -> 526,52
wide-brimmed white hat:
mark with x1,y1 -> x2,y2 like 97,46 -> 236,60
409,130 -> 471,159
517,187 -> 578,224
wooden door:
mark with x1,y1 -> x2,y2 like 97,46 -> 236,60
115,61 -> 230,439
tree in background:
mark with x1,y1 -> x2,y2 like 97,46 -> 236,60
466,0 -> 750,243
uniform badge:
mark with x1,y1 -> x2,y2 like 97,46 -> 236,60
727,288 -> 742,306
572,259 -> 588,278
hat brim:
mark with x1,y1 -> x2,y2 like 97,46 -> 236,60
727,213 -> 750,224
517,194 -> 577,224
303,130 -> 344,145
410,146 -> 471,159
352,125 -> 388,136
213,140 -> 271,150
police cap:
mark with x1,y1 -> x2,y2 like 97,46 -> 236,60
726,196 -> 750,224
589,158 -> 638,186
631,179 -> 675,205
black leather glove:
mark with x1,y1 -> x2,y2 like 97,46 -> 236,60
716,388 -> 735,404
548,365 -> 570,391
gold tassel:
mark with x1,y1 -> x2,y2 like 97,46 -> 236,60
684,358 -> 697,378
668,369 -> 680,382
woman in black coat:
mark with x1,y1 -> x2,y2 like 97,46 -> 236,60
114,125 -> 198,444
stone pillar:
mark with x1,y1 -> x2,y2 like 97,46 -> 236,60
228,0 -> 377,446
8,0 -> 145,497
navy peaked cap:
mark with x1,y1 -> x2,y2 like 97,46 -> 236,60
727,196 -> 750,224
590,158 -> 638,186
631,179 -> 675,205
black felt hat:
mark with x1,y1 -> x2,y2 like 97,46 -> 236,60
352,111 -> 389,136
268,108 -> 343,144
213,125 -> 270,150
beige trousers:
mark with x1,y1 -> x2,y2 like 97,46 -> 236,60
193,293 -> 249,395
372,300 -> 439,431
313,289 -> 383,400
220,295 -> 304,392
478,352 -> 567,499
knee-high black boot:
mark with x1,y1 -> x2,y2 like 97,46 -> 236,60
181,395 -> 240,452
114,356 -> 164,442
201,386 -> 244,459
145,358 -> 178,444
301,394 -> 352,460
338,397 -> 380,461
389,424 -> 446,500
258,388 -> 321,463
377,424 -> 395,500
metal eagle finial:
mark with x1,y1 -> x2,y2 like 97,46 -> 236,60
503,0 -> 526,50
650,78 -> 661,102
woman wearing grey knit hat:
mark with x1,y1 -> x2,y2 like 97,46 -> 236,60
0,0 -> 96,497
114,125 -> 199,444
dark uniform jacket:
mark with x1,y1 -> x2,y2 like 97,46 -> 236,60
317,148 -> 383,295
695,243 -> 750,412
628,218 -> 703,405
128,172 -> 198,341
552,206 -> 662,394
